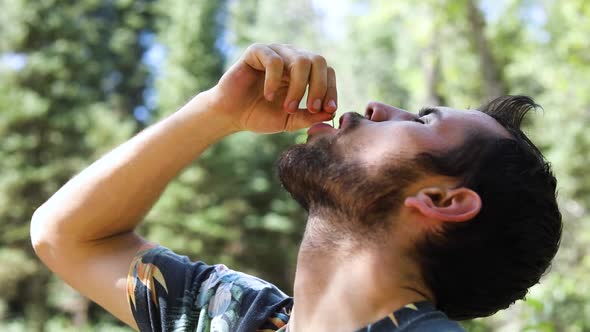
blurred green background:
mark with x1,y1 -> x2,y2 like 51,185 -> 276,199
1,0 -> 589,331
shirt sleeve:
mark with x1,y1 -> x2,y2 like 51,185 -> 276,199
126,245 -> 292,332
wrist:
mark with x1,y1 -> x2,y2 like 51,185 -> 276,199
181,89 -> 242,136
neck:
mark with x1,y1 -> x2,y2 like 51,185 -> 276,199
288,214 -> 432,332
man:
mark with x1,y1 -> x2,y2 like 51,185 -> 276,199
31,43 -> 561,331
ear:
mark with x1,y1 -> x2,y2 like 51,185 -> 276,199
404,187 -> 482,223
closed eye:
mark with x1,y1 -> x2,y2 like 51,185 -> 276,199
416,107 -> 442,124
418,107 -> 435,117
413,108 -> 432,124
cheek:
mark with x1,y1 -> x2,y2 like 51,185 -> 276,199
343,127 -> 437,167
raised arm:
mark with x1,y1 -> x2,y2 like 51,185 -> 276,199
30,43 -> 337,329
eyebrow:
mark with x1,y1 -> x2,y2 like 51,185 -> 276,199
418,107 -> 442,120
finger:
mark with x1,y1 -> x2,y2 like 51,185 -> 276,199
323,66 -> 338,113
283,57 -> 312,114
245,44 -> 284,101
306,55 -> 328,114
268,44 -> 315,114
285,110 -> 334,132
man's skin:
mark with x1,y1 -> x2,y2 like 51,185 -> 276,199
31,43 -> 510,331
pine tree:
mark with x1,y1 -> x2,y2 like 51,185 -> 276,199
145,0 -> 325,292
0,0 -> 155,329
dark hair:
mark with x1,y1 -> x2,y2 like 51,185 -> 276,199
413,95 -> 562,320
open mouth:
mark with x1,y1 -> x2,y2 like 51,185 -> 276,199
306,122 -> 337,137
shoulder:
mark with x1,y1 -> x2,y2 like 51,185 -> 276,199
127,245 -> 292,331
128,245 -> 288,301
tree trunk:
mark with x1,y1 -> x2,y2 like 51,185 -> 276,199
423,36 -> 446,106
72,296 -> 90,327
24,271 -> 50,332
466,0 -> 506,99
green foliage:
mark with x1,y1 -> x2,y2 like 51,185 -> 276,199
144,0 -> 230,265
225,0 -> 324,287
154,0 -> 225,112
0,0 -> 154,330
2,0 -> 590,330
146,0 -> 319,290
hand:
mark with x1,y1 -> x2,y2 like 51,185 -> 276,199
206,43 -> 337,133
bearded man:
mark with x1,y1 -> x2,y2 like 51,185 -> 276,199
31,43 -> 561,332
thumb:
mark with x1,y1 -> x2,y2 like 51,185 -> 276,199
286,111 -> 335,132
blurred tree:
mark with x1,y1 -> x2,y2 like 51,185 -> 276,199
154,0 -> 225,113
145,0 -> 325,292
143,0 -> 232,267
332,0 -> 412,111
500,0 -> 590,330
335,0 -> 493,112
0,0 -> 155,330
225,0 -> 324,290
466,0 -> 506,99
447,1 -> 590,330
1,0 -> 589,330
337,1 -> 534,330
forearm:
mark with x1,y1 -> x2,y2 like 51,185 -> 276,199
31,90 -> 237,245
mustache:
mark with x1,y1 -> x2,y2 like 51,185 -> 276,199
341,112 -> 365,133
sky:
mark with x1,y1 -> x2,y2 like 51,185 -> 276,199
311,0 -> 357,39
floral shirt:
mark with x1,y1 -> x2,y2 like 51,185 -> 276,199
127,245 -> 465,332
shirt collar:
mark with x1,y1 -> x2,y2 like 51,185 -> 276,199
356,301 -> 437,331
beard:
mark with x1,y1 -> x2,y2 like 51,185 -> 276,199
277,113 -> 421,229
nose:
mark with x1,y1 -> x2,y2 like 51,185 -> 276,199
364,101 -> 416,122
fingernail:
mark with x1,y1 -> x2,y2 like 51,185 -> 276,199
266,92 -> 274,101
312,99 -> 322,111
327,99 -> 336,109
288,100 -> 298,113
